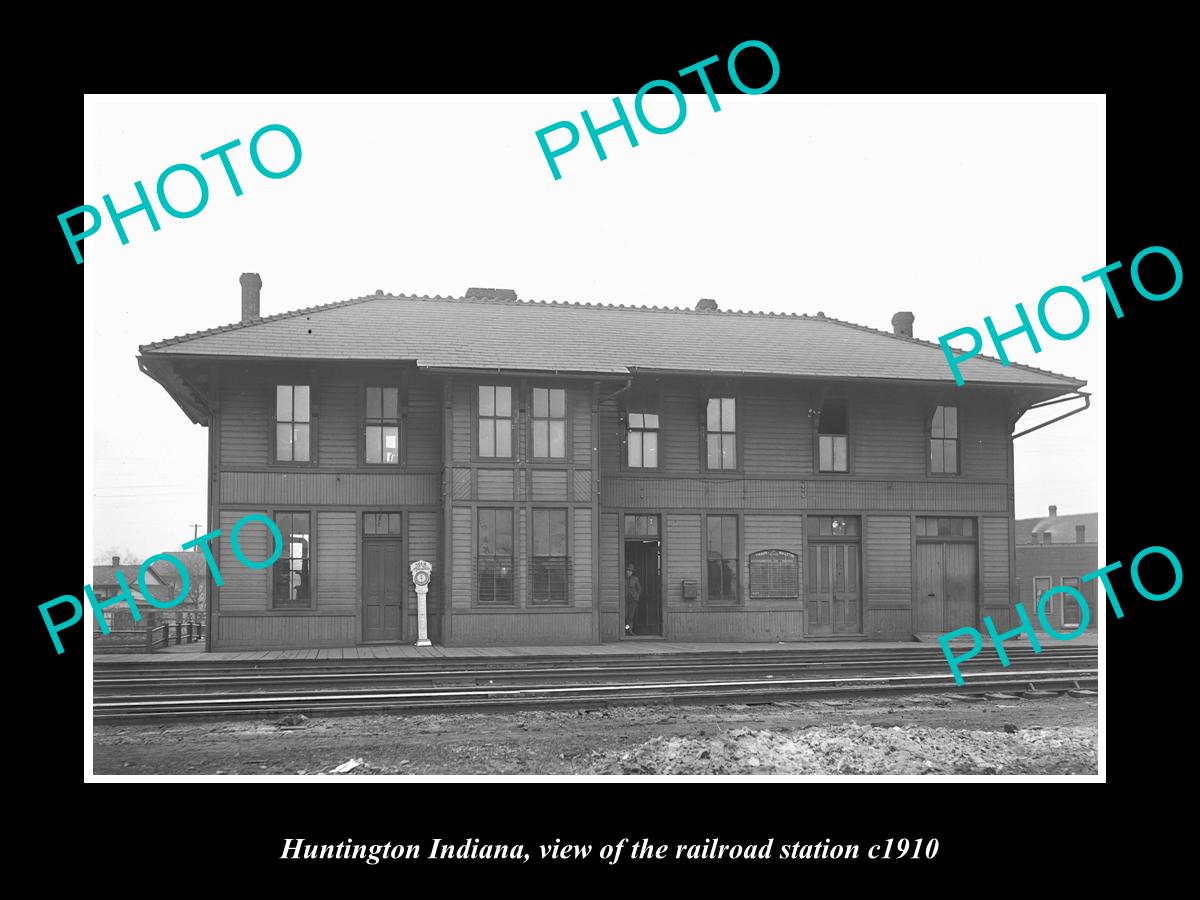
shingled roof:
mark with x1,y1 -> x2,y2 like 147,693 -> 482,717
139,293 -> 1085,390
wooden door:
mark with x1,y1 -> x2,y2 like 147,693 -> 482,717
806,543 -> 860,635
943,542 -> 977,630
915,543 -> 944,632
916,542 -> 977,632
363,539 -> 403,642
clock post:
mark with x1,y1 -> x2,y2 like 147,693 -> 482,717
410,560 -> 433,647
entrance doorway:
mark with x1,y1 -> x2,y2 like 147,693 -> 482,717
805,516 -> 862,635
623,514 -> 662,637
914,517 -> 978,633
363,513 -> 405,642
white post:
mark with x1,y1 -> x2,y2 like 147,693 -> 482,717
410,560 -> 433,647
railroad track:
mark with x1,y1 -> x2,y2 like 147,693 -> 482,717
93,646 -> 1097,722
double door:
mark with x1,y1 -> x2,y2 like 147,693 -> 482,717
915,542 -> 977,632
806,542 -> 861,634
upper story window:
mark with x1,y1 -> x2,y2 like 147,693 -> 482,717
275,385 -> 311,462
478,385 -> 513,458
531,388 -> 566,458
706,397 -> 737,469
818,400 -> 848,473
365,387 -> 400,464
627,411 -> 660,468
929,405 -> 959,474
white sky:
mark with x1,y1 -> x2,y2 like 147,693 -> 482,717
84,95 -> 1102,561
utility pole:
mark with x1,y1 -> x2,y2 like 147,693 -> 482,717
189,523 -> 202,543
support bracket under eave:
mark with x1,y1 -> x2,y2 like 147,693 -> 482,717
137,356 -> 212,426
1013,391 -> 1091,440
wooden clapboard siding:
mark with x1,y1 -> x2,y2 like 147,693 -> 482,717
744,392 -> 811,475
317,380 -> 358,466
600,610 -> 622,641
220,384 -> 269,465
572,388 -> 592,465
451,507 -> 473,608
216,510 -> 269,611
217,614 -> 357,648
602,478 -> 1008,512
743,514 -> 804,607
477,470 -> 515,500
448,612 -> 593,645
960,405 -> 1008,480
316,511 -> 356,610
573,507 -> 593,605
667,609 -> 803,641
600,512 -> 620,609
665,514 -> 702,607
516,506 -> 527,603
451,382 -> 472,460
531,470 -> 568,500
981,517 -> 1011,608
598,400 -> 621,473
866,607 -> 913,637
854,395 -> 926,477
220,472 -> 438,506
662,392 -> 699,473
865,515 -> 911,604
406,385 -> 442,468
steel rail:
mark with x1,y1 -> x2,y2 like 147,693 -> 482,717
94,666 -> 1098,722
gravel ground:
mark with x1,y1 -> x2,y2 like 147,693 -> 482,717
93,692 -> 1097,776
592,722 -> 1095,775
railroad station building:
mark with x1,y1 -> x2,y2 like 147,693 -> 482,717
138,278 -> 1086,650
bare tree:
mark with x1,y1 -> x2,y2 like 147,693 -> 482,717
95,546 -> 141,565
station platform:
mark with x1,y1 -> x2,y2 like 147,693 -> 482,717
93,632 -> 1097,666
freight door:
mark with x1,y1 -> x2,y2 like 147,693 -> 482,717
915,531 -> 977,632
363,538 -> 404,642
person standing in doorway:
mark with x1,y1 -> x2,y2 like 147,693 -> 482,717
625,563 -> 642,635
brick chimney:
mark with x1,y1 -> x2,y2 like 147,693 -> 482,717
465,287 -> 517,301
111,556 -> 120,566
1076,524 -> 1086,543
240,273 -> 262,322
696,298 -> 718,311
891,311 -> 915,338
1049,504 -> 1058,518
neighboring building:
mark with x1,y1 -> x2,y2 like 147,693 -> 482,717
1015,506 -> 1099,631
90,556 -> 177,630
137,277 -> 1086,650
149,548 -> 209,625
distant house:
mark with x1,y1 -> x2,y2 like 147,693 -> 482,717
90,555 -> 205,630
149,549 -> 208,624
91,557 -> 175,630
1014,506 -> 1098,632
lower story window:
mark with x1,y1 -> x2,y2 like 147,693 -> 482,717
1061,576 -> 1083,627
273,512 -> 312,608
478,508 -> 514,604
531,509 -> 569,605
706,515 -> 739,604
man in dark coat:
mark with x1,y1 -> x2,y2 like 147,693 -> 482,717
624,563 -> 642,635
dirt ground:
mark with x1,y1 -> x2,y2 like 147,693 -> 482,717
93,691 -> 1098,776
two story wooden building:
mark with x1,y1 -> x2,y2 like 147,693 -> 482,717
138,278 -> 1086,650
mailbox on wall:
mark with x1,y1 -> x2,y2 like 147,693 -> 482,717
682,580 -> 699,600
